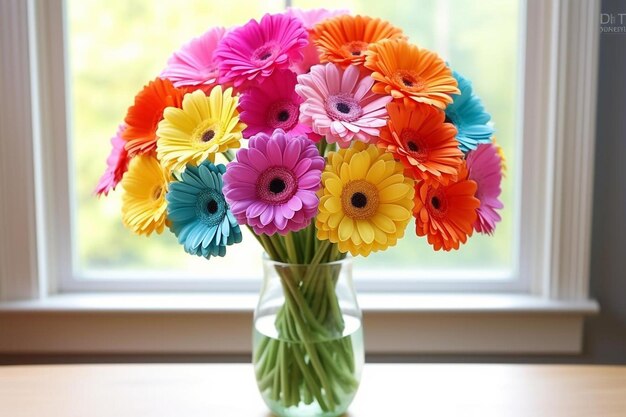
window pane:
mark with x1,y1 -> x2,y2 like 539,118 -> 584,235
68,0 -> 284,278
68,0 -> 520,282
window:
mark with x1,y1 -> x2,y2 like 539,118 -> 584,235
66,0 -> 521,292
0,0 -> 600,354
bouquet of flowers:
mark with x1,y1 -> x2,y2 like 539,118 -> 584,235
96,8 -> 504,417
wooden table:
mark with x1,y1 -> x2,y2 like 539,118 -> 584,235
0,364 -> 624,417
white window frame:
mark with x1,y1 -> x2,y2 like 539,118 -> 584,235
0,0 -> 600,355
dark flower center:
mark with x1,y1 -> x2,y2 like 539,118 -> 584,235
207,199 -> 218,214
343,41 -> 369,58
400,130 -> 428,162
277,110 -> 290,122
351,192 -> 368,208
326,94 -> 363,123
341,180 -> 380,220
257,166 -> 298,205
269,178 -> 286,194
252,43 -> 279,64
336,102 -> 351,114
431,196 -> 441,210
267,100 -> 299,131
394,71 -> 425,91
197,189 -> 226,227
202,130 -> 215,142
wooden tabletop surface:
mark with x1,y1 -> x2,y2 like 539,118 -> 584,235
0,364 -> 625,417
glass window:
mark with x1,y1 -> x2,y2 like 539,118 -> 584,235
68,0 -> 520,284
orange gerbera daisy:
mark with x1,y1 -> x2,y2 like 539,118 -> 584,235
365,39 -> 459,109
312,15 -> 405,67
379,102 -> 463,185
123,77 -> 184,157
414,163 -> 480,251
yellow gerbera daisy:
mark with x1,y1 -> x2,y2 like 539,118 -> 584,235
316,142 -> 415,256
156,86 -> 245,172
121,155 -> 169,236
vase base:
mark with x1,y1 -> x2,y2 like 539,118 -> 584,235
263,396 -> 354,417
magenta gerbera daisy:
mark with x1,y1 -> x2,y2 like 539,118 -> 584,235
214,13 -> 308,88
222,129 -> 324,235
160,27 -> 226,92
295,62 -> 392,148
95,124 -> 130,196
466,143 -> 504,235
239,70 -> 314,139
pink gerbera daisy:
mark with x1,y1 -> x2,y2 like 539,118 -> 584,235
466,143 -> 504,235
222,129 -> 324,235
214,14 -> 308,88
286,8 -> 349,74
239,70 -> 314,139
95,124 -> 130,196
291,40 -> 322,75
295,63 -> 392,147
160,27 -> 226,92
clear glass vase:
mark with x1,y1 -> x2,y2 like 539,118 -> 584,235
253,257 -> 364,417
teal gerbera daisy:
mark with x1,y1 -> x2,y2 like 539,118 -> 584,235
166,161 -> 242,259
445,71 -> 494,152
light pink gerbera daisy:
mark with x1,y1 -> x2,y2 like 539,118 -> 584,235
295,63 -> 392,147
160,27 -> 226,92
466,143 -> 504,235
222,129 -> 324,236
214,14 -> 308,88
95,124 -> 130,196
239,70 -> 315,140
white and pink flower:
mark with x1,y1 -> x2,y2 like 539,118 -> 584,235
295,63 -> 392,147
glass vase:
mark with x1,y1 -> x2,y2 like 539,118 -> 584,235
253,257 -> 364,417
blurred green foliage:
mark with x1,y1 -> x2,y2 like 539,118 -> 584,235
69,0 -> 519,279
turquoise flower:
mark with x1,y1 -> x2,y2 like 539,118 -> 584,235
445,71 -> 494,152
166,161 -> 242,259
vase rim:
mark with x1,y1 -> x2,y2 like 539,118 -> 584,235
262,253 -> 352,268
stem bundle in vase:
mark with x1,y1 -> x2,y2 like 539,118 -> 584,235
95,7 -> 505,417
254,233 -> 357,412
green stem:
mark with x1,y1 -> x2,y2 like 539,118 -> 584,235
283,232 -> 299,264
291,344 -> 330,411
223,149 -> 236,162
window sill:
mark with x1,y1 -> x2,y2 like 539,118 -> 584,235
0,293 -> 598,355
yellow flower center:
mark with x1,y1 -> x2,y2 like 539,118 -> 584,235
341,180 -> 379,220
